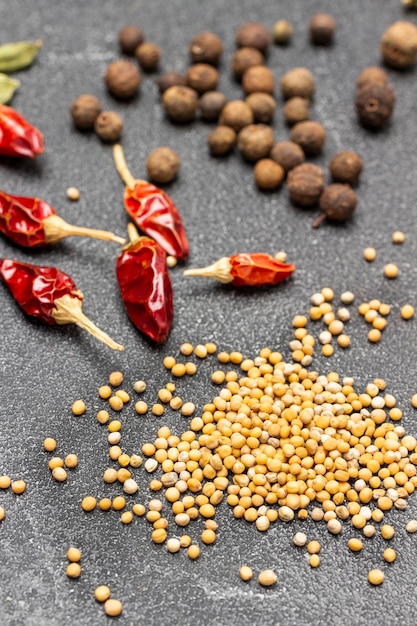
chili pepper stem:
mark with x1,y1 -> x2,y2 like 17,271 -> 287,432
51,294 -> 124,351
127,222 -> 140,243
113,144 -> 146,190
43,214 -> 126,245
183,257 -> 234,284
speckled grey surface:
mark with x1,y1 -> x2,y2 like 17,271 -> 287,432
1,1 -> 417,625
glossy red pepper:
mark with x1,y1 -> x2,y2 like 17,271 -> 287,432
113,144 -> 189,260
0,189 -> 125,247
0,259 -> 124,351
116,224 -> 173,343
0,105 -> 43,158
184,252 -> 295,286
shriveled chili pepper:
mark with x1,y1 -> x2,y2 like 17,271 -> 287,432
116,223 -> 173,342
0,105 -> 43,158
0,258 -> 124,351
183,252 -> 295,286
113,144 -> 189,260
0,189 -> 126,247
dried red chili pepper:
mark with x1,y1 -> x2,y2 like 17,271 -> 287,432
183,252 -> 295,286
0,189 -> 125,247
0,105 -> 43,158
116,223 -> 173,342
113,144 -> 189,260
0,258 -> 124,351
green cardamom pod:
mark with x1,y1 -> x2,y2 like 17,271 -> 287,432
0,40 -> 42,73
0,73 -> 20,104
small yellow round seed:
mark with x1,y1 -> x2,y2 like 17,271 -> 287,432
66,563 -> 81,578
171,363 -> 187,377
97,410 -> 110,424
309,554 -> 320,568
187,544 -> 200,559
401,305 -> 414,320
99,385 -> 112,399
180,342 -> 194,356
368,329 -> 381,343
71,400 -> 86,416
115,389 -> 130,403
43,438 -> 57,452
258,569 -> 277,586
239,566 -> 253,582
167,255 -> 177,268
201,529 -> 216,544
348,538 -> 363,552
337,334 -> 351,349
152,528 -> 167,544
406,519 -> 417,533
52,467 -> 67,482
381,524 -> 395,540
109,371 -> 123,386
133,380 -> 147,393
383,548 -> 396,563
112,496 -> 126,511
135,400 -> 148,414
66,186 -> 80,201
94,585 -> 111,603
392,230 -> 405,244
67,547 -> 82,562
120,511 -> 133,524
384,263 -> 399,279
49,457 -> 64,470
11,480 -> 26,494
181,402 -> 196,416
99,498 -> 112,511
152,403 -> 164,416
132,503 -> 146,516
307,540 -> 321,554
81,496 -> 96,512
0,506 -> 5,521
363,247 -> 376,262
109,396 -> 124,412
65,454 -> 78,469
368,569 -> 384,585
185,362 -> 197,375
195,344 -> 208,358
0,475 -> 11,489
104,598 -> 123,617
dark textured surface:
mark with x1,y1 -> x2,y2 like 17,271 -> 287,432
0,1 -> 417,625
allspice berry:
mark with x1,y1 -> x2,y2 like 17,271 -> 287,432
380,21 -> 417,69
287,163 -> 325,207
242,65 -> 274,95
309,13 -> 336,46
280,67 -> 315,100
186,63 -> 219,94
231,47 -> 264,81
189,32 -> 223,66
356,66 -> 389,90
290,120 -> 326,156
254,159 -> 285,190
314,184 -> 357,227
146,147 -> 180,184
273,20 -> 293,45
245,92 -> 276,123
283,97 -> 310,125
94,111 -> 123,143
199,91 -> 226,122
208,125 -> 236,156
70,94 -> 102,130
270,141 -> 305,173
135,42 -> 161,72
105,60 -> 141,99
157,72 -> 187,95
219,100 -> 254,132
118,25 -> 145,55
162,85 -> 198,123
235,22 -> 272,53
355,82 -> 395,129
329,150 -> 363,185
237,124 -> 274,162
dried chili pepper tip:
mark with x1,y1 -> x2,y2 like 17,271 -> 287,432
146,147 -> 180,184
0,105 -> 44,158
105,60 -> 141,100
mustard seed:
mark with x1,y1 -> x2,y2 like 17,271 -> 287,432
187,544 -> 200,559
67,547 -> 82,562
97,410 -> 110,424
43,438 -> 57,452
348,538 -> 363,552
133,380 -> 146,393
239,565 -> 253,581
71,400 -> 86,416
392,230 -> 405,244
384,263 -> 399,279
309,555 -> 320,568
104,598 -> 123,617
383,548 -> 396,563
368,569 -> 384,586
0,507 -> 4,521
135,400 -> 148,415
81,496 -> 96,512
94,585 -> 111,603
109,371 -> 124,386
167,538 -> 181,553
363,247 -> 376,262
258,569 -> 277,586
11,480 -> 26,494
52,467 -> 67,482
401,305 -> 414,320
293,532 -> 307,547
65,454 -> 78,469
66,563 -> 81,578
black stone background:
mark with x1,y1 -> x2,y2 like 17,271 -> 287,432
0,1 -> 417,625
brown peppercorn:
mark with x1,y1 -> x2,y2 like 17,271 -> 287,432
380,21 -> 417,69
309,14 -> 336,46
162,85 -> 198,123
235,22 -> 272,53
105,60 -> 141,100
118,25 -> 145,55
245,92 -> 276,124
70,94 -> 102,130
270,141 -> 305,173
135,42 -> 161,72
189,32 -> 223,66
157,72 -> 187,95
186,63 -> 219,94
231,47 -> 264,81
254,159 -> 285,190
273,20 -> 293,45
219,100 -> 254,132
314,183 -> 357,227
237,124 -> 274,162
290,120 -> 326,156
355,82 -> 395,129
356,66 -> 389,90
94,111 -> 123,143
198,91 -> 226,122
280,67 -> 315,100
283,97 -> 310,125
208,125 -> 236,156
146,147 -> 180,184
242,65 -> 274,95
287,163 -> 325,207
329,150 -> 363,185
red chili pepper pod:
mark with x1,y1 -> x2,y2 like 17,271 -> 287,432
0,258 -> 124,351
113,144 -> 189,260
183,252 -> 295,287
0,105 -> 43,158
116,223 -> 173,342
0,189 -> 126,247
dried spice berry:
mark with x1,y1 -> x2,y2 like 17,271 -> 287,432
70,94 -> 102,130
309,13 -> 336,46
270,140 -> 305,173
242,65 -> 274,95
380,21 -> 417,69
135,42 -> 161,72
162,85 -> 198,123
313,183 -> 358,227
231,47 -> 264,81
118,25 -> 145,55
245,92 -> 276,124
208,125 -> 236,156
355,82 -> 395,129
146,147 -> 180,184
273,20 -> 293,45
219,100 -> 254,132
329,150 -> 363,185
287,163 -> 325,207
290,120 -> 326,155
283,97 -> 310,125
235,22 -> 272,53
198,91 -> 226,122
157,72 -> 187,95
94,111 -> 123,143
280,67 -> 315,100
356,66 -> 389,90
189,32 -> 223,66
105,60 -> 141,100
254,159 -> 284,190
237,124 -> 274,162
186,63 -> 219,95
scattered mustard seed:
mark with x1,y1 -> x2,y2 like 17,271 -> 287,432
104,598 -> 123,617
239,565 -> 253,581
384,263 -> 399,279
258,569 -> 277,586
363,247 -> 376,261
67,547 -> 82,562
71,400 -> 86,416
66,186 -> 80,201
401,304 -> 414,320
133,380 -> 147,393
52,467 -> 67,482
383,548 -> 396,563
94,585 -> 111,603
368,569 -> 384,585
392,231 -> 405,244
66,562 -> 81,578
81,496 -> 97,512
43,438 -> 57,452
109,371 -> 124,386
0,506 -> 4,521
11,480 -> 26,494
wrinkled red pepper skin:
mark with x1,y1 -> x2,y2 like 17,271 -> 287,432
0,259 -> 81,323
0,191 -> 55,247
0,105 -> 44,158
230,253 -> 295,286
116,237 -> 173,342
124,182 -> 189,260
